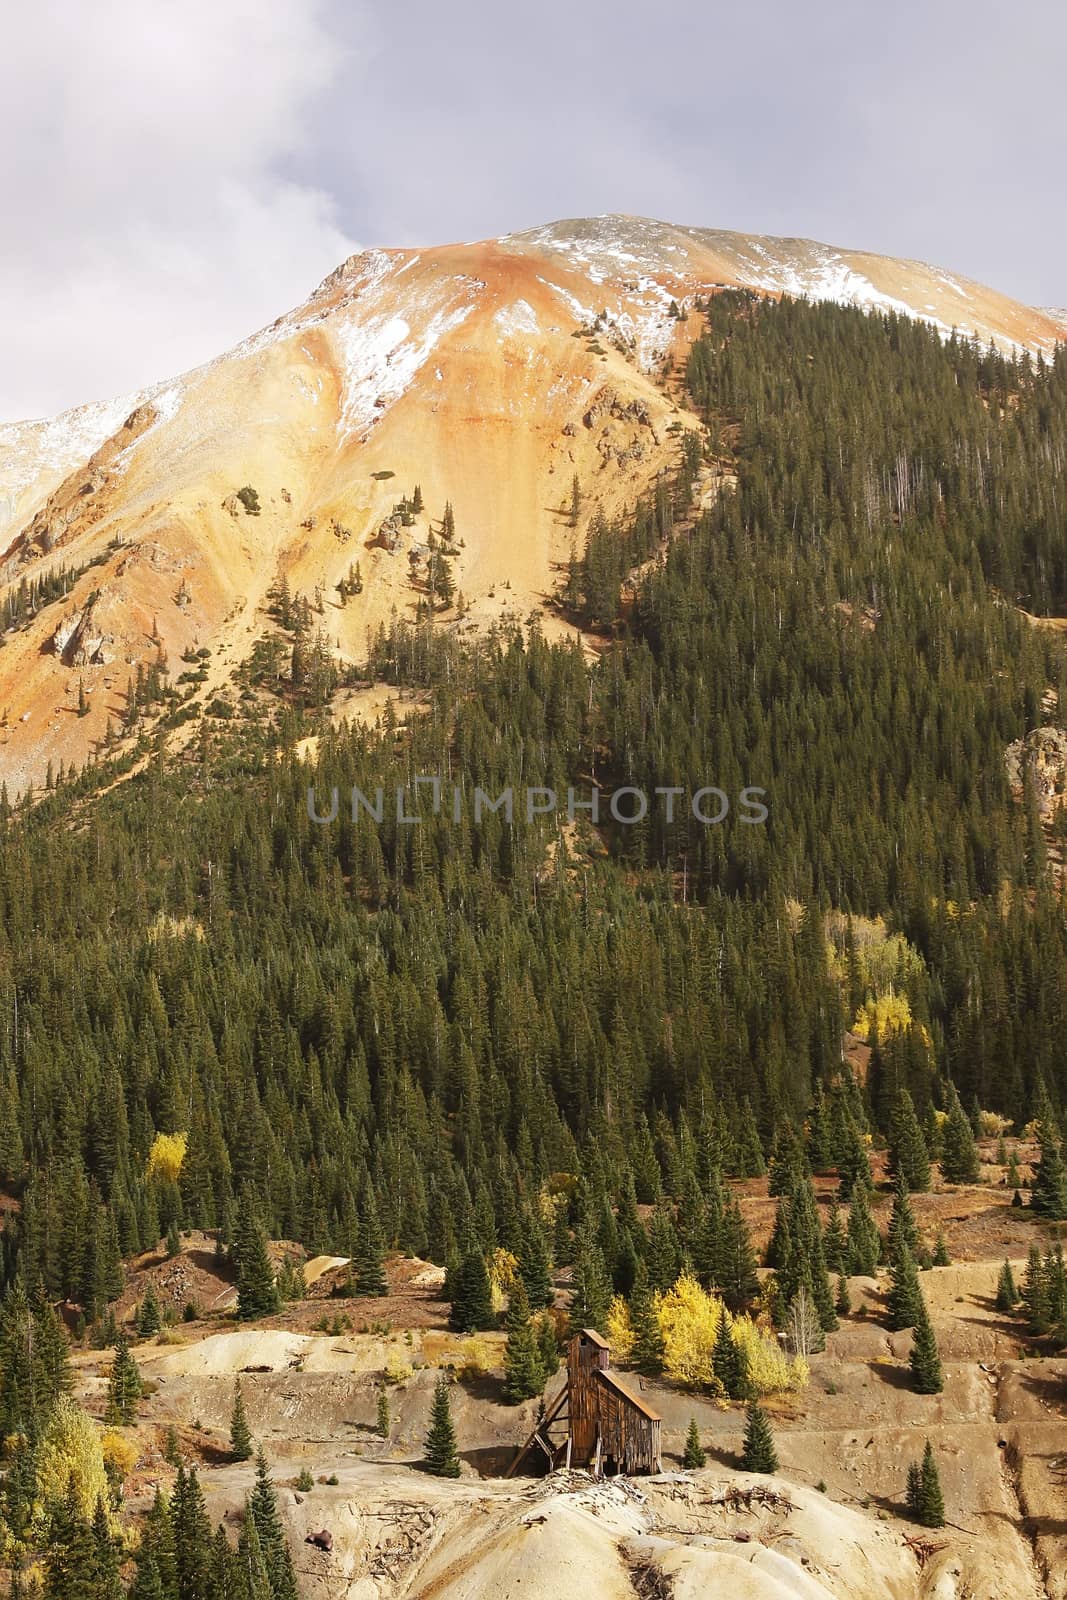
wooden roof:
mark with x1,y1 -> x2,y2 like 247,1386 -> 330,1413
596,1367 -> 662,1421
577,1327 -> 610,1348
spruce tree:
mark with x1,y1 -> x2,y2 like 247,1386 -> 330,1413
517,1214 -> 553,1310
172,1465 -> 214,1600
425,1375 -> 461,1477
887,1240 -> 923,1331
355,1190 -> 388,1297
888,1091 -> 931,1192
105,1336 -> 142,1425
569,1236 -> 613,1332
230,1378 -> 254,1461
448,1250 -> 495,1333
136,1283 -> 162,1339
932,1229 -> 951,1267
917,1439 -> 945,1527
835,1273 -> 851,1317
846,1182 -> 880,1276
711,1310 -> 748,1399
236,1219 -> 280,1322
940,1085 -> 980,1184
740,1403 -> 778,1474
995,1260 -> 1018,1312
248,1450 -> 298,1600
629,1260 -> 664,1373
887,1172 -> 919,1258
909,1296 -> 943,1394
376,1386 -> 390,1439
503,1279 -> 545,1403
1031,1123 -> 1067,1219
683,1417 -> 706,1469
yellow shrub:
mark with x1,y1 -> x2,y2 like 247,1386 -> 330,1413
731,1315 -> 808,1394
101,1430 -> 139,1482
454,1336 -> 498,1378
606,1295 -> 635,1363
145,1131 -> 188,1184
488,1248 -> 519,1313
383,1353 -> 413,1385
656,1276 -> 808,1396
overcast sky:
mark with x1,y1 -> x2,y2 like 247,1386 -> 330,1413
2,0 -> 1064,421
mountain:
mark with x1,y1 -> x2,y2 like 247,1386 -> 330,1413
0,214 -> 1062,792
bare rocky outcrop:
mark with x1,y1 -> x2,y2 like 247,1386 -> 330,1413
51,594 -> 114,666
1006,727 -> 1067,817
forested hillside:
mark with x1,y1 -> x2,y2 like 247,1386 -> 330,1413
1,291 -> 1066,1588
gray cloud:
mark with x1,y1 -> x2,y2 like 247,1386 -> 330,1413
3,0 -> 1063,421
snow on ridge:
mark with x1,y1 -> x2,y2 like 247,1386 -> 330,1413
493,300 -> 540,338
333,300 -> 476,437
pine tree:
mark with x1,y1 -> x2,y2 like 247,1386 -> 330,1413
740,1403 -> 778,1474
888,1091 -> 931,1192
932,1229 -> 951,1267
235,1218 -> 280,1322
425,1375 -> 461,1477
105,1336 -> 142,1424
682,1417 -> 706,1469
629,1260 -> 664,1373
1022,1244 -> 1051,1333
845,1182 -> 880,1276
909,1296 -> 943,1393
835,1273 -> 852,1317
905,1460 -> 923,1520
230,1378 -> 254,1461
917,1439 -> 945,1526
940,1085 -> 980,1184
887,1241 -> 923,1331
173,1464 -> 213,1600
448,1250 -> 495,1333
355,1191 -> 388,1297
711,1309 -> 748,1399
995,1260 -> 1018,1312
503,1279 -> 545,1403
247,1450 -> 298,1600
137,1283 -> 162,1339
887,1172 -> 919,1258
569,1235 -> 613,1332
376,1386 -> 390,1439
1031,1123 -> 1067,1219
517,1214 -> 553,1310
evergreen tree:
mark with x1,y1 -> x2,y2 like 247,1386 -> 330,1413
909,1296 -> 943,1394
104,1336 -> 142,1425
230,1378 -> 254,1461
425,1375 -> 461,1477
173,1464 -> 213,1600
448,1250 -> 495,1333
1031,1123 -> 1067,1219
940,1085 -> 980,1184
376,1386 -> 390,1439
835,1273 -> 851,1317
136,1282 -> 162,1339
931,1229 -> 951,1267
354,1190 -> 388,1296
887,1241 -> 924,1331
517,1214 -> 553,1310
235,1218 -> 280,1322
503,1279 -> 545,1403
247,1450 -> 298,1600
711,1310 -> 748,1399
682,1417 -> 706,1469
916,1439 -> 945,1527
995,1259 -> 1018,1313
629,1260 -> 664,1373
888,1091 -> 931,1193
845,1183 -> 881,1276
569,1235 -> 613,1332
740,1403 -> 778,1474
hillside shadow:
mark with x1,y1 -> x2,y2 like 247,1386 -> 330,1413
868,1362 -> 915,1390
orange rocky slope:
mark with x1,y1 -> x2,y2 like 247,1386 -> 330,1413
0,215 -> 1062,794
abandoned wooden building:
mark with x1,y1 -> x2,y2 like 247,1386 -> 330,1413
508,1328 -> 663,1478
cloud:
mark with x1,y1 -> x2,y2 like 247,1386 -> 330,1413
1,0 -> 1063,422
0,0 -> 359,420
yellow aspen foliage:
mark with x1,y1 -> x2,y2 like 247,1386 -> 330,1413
101,1429 -> 139,1483
730,1315 -> 808,1394
655,1276 -> 809,1396
605,1295 -> 635,1363
34,1398 -> 110,1522
488,1248 -> 519,1313
656,1274 -> 725,1391
851,992 -> 930,1046
145,1130 -> 188,1184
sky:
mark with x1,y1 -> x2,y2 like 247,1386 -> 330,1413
2,0 -> 1064,421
